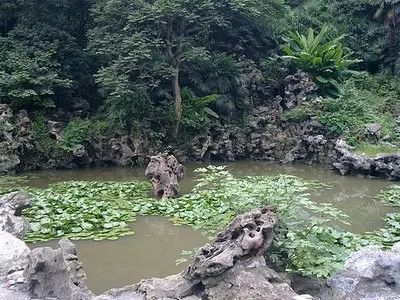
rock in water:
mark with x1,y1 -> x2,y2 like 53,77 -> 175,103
0,192 -> 31,238
145,153 -> 185,199
324,243 -> 400,300
98,207 -> 311,300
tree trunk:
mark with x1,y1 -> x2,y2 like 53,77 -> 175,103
172,69 -> 182,139
389,24 -> 398,73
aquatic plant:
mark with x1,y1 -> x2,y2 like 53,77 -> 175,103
0,166 -> 370,277
368,185 -> 400,248
23,181 -> 153,242
377,184 -> 400,206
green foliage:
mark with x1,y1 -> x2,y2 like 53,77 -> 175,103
282,25 -> 361,96
57,119 -> 107,151
32,116 -> 107,157
0,38 -> 71,110
23,181 -> 152,242
370,213 -> 400,247
317,73 -> 400,145
354,143 -> 399,156
376,184 -> 400,206
3,165 -> 365,277
181,88 -> 220,132
290,0 -> 387,71
365,185 -> 400,248
282,106 -> 316,122
31,114 -> 58,157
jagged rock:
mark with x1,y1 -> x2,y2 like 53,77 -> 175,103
0,231 -> 30,278
324,243 -> 400,299
59,239 -> 92,294
276,72 -> 318,111
365,123 -> 381,140
145,153 -> 185,199
99,207 -> 310,300
24,243 -> 92,300
331,139 -> 400,180
48,120 -> 62,140
0,192 -> 31,238
0,154 -> 20,173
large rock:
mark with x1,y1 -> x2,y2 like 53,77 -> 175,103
98,207 -> 311,300
23,240 -> 93,300
0,192 -> 31,238
331,139 -> 400,180
324,243 -> 400,299
275,72 -> 318,111
145,152 -> 185,199
0,231 -> 30,278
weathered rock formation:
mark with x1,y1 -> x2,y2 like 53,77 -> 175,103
331,139 -> 400,180
145,153 -> 185,198
0,72 -> 331,174
97,207 -> 311,300
23,242 -> 93,300
275,72 -> 318,111
0,192 -> 31,238
0,231 -> 30,279
323,243 -> 400,300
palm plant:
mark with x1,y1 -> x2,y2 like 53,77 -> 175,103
282,25 -> 361,97
370,0 -> 400,70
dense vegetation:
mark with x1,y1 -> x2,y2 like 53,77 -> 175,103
0,166 -> 373,277
3,0 -> 400,282
1,0 -> 400,147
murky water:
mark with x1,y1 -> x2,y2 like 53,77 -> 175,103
31,216 -> 207,294
22,161 -> 400,294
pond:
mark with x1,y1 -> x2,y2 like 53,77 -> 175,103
22,161 -> 399,294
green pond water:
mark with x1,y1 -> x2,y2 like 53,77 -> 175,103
23,161 -> 399,294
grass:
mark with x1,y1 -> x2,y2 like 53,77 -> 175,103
354,143 -> 400,157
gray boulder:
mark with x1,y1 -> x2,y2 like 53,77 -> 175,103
24,241 -> 93,300
324,243 -> 400,299
145,153 -> 185,199
97,207 -> 311,300
0,154 -> 20,174
0,231 -> 30,278
331,139 -> 400,180
0,192 -> 31,238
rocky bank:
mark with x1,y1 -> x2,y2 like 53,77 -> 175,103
1,72 -> 400,181
0,192 -> 312,300
2,191 -> 400,299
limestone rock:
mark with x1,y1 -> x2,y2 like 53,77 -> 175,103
0,154 -> 20,173
59,239 -> 92,293
277,72 -> 318,110
0,231 -> 30,278
324,243 -> 400,299
99,207 -> 309,300
0,192 -> 31,238
145,153 -> 185,199
331,139 -> 400,180
24,245 -> 92,300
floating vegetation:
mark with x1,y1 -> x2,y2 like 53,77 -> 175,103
376,185 -> 400,206
2,166 -> 370,278
369,185 -> 400,248
23,181 -> 153,242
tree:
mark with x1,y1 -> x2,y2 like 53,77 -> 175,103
89,0 -> 286,136
0,37 -> 71,109
370,0 -> 400,70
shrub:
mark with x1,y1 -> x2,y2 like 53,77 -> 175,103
282,25 -> 361,97
317,73 -> 400,145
